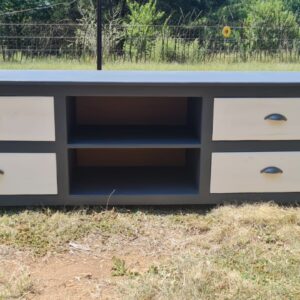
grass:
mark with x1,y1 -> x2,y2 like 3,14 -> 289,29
0,208 -> 137,255
112,257 -> 129,277
119,204 -> 300,300
0,267 -> 34,300
2,58 -> 300,71
0,203 -> 299,299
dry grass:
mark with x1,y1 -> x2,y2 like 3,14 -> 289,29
119,204 -> 300,300
0,203 -> 299,299
0,267 -> 34,300
0,208 -> 137,255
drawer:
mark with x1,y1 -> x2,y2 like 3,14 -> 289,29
211,152 -> 300,193
0,153 -> 57,195
213,98 -> 300,140
0,97 -> 55,141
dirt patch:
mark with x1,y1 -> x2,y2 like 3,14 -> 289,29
0,203 -> 299,300
30,253 -> 115,299
1,246 -> 159,300
0,231 -> 169,300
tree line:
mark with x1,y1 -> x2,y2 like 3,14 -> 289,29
1,0 -> 300,63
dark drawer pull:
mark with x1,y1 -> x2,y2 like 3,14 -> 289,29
0,169 -> 4,175
264,113 -> 287,121
260,166 -> 283,174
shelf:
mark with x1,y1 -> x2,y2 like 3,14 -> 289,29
67,96 -> 202,146
69,148 -> 200,195
70,167 -> 199,195
68,125 -> 201,148
67,96 -> 202,196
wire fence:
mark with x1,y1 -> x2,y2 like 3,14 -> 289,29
1,23 -> 300,64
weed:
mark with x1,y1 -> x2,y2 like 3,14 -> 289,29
112,257 -> 127,277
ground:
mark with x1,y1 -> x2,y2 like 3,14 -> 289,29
0,203 -> 299,300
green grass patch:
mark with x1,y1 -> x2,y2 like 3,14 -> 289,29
2,59 -> 300,71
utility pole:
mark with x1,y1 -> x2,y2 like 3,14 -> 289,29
97,0 -> 102,70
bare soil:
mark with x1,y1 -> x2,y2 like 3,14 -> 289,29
0,204 -> 299,300
1,242 -> 160,299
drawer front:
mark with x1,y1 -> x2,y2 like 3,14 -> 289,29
0,97 -> 55,141
0,153 -> 57,195
211,152 -> 300,193
213,98 -> 300,140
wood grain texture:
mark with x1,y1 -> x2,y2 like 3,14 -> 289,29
213,98 -> 300,140
0,97 -> 55,141
211,152 -> 300,193
76,97 -> 187,126
0,153 -> 57,195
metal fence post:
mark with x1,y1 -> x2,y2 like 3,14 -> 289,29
97,0 -> 102,70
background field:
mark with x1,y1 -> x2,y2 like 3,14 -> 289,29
1,59 -> 300,71
2,0 -> 300,67
1,36 -> 300,300
1,38 -> 300,300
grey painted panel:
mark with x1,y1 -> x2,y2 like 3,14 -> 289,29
1,71 -> 300,86
211,152 -> 300,193
0,153 -> 57,195
0,97 -> 55,141
0,193 -> 298,206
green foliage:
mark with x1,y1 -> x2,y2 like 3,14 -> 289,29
126,0 -> 165,26
112,257 -> 128,276
244,0 -> 299,53
76,1 -> 97,57
0,0 -> 82,61
284,0 -> 300,17
0,0 -> 78,23
2,0 -> 300,64
213,0 -> 255,24
124,0 -> 165,61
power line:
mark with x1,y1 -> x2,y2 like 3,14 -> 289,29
0,0 -> 77,17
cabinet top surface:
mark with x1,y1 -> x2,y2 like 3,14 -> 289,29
0,70 -> 300,86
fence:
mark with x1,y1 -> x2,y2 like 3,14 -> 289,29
1,23 -> 300,64
0,23 -> 85,60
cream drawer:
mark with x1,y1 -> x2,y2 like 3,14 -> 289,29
0,153 -> 57,195
213,98 -> 300,140
211,152 -> 300,193
0,97 -> 55,141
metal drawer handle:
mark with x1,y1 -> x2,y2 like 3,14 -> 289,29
264,113 -> 287,121
0,169 -> 4,175
260,166 -> 283,174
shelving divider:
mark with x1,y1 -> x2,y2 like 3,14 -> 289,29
66,96 -> 202,197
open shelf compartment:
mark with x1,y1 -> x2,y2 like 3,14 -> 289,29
67,96 -> 202,147
69,148 -> 200,195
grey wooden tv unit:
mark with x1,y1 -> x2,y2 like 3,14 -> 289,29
1,70 -> 300,206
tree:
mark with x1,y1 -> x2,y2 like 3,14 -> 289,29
124,0 -> 165,60
284,0 -> 300,22
244,0 -> 299,53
